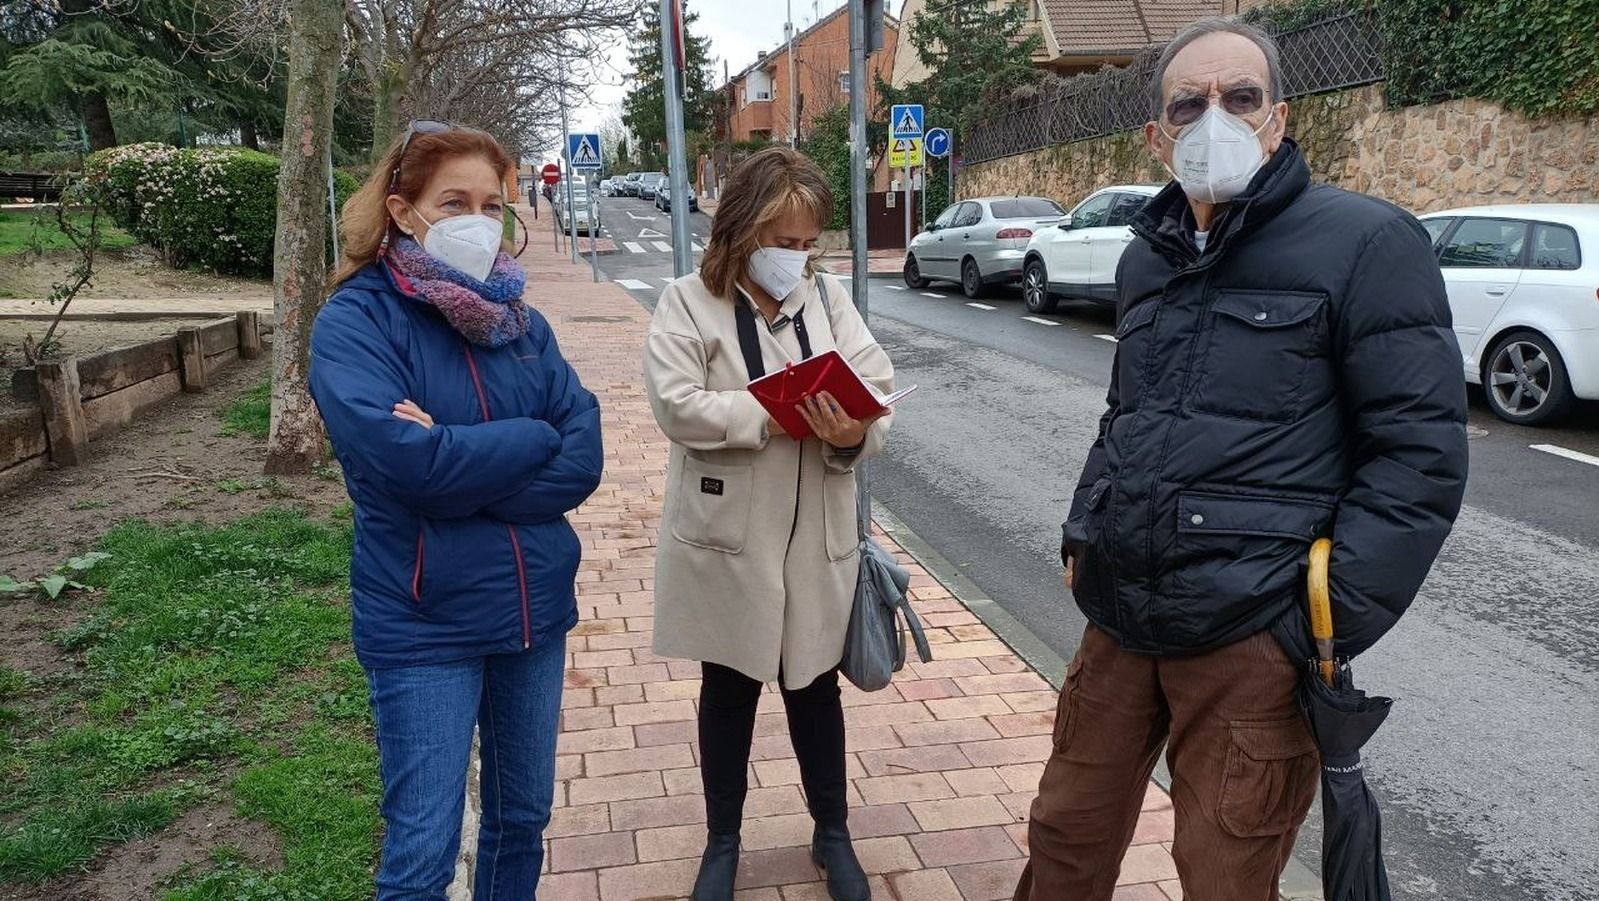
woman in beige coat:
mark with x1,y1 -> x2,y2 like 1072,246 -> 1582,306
645,147 -> 894,901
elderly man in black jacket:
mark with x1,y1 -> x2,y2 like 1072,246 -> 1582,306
1014,17 -> 1468,901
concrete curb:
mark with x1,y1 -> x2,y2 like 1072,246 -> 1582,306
871,499 -> 1325,901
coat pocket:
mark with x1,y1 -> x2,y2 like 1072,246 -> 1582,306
1217,717 -> 1320,838
1114,300 -> 1160,403
822,470 -> 860,562
1188,290 -> 1329,422
672,456 -> 754,554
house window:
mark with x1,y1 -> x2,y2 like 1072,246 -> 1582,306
839,71 -> 851,93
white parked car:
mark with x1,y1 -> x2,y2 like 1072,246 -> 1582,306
1020,185 -> 1161,314
1417,204 -> 1599,425
904,196 -> 1067,298
552,179 -> 601,235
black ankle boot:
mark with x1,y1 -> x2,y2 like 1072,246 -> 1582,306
690,831 -> 741,900
811,824 -> 870,901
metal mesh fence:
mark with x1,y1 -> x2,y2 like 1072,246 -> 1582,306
964,11 -> 1384,165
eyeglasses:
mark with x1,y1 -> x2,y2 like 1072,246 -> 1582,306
386,118 -> 453,195
1164,86 -> 1265,128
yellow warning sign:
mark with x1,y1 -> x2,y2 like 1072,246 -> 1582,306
889,138 -> 923,169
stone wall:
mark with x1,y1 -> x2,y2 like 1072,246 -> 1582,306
960,83 -> 1599,213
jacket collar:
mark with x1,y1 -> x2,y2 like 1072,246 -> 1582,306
1132,137 -> 1312,269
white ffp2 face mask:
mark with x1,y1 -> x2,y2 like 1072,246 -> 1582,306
746,246 -> 811,300
1162,106 -> 1273,204
410,210 -> 504,281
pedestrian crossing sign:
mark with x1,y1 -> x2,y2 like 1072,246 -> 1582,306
890,104 -> 924,139
889,138 -> 923,169
568,133 -> 602,171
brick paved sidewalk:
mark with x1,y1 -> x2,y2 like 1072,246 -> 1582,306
512,240 -> 1182,900
816,249 -> 904,278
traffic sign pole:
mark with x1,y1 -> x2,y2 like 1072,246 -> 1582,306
560,96 -> 577,264
587,173 -> 599,283
660,0 -> 693,278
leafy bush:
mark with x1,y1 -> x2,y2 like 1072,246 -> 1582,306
85,145 -> 364,279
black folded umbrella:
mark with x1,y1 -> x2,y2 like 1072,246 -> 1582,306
1297,659 -> 1393,901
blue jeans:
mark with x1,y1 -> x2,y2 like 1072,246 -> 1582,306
366,637 -> 566,901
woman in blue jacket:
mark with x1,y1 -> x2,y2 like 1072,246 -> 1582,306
309,121 -> 603,901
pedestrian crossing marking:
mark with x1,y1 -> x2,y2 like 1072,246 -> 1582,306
652,241 -> 673,253
624,242 -> 646,254
615,279 -> 654,291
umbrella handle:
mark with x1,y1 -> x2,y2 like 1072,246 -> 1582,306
1308,537 -> 1336,686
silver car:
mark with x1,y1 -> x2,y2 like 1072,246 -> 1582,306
904,196 -> 1068,298
553,180 -> 601,234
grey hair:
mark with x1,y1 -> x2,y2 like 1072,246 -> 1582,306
1148,17 -> 1284,121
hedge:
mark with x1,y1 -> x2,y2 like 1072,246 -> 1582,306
86,143 -> 361,279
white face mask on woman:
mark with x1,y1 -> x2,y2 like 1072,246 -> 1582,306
746,246 -> 811,300
1162,106 -> 1274,205
408,210 -> 504,281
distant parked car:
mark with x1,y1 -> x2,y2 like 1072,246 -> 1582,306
905,196 -> 1068,298
1019,185 -> 1161,314
656,182 -> 698,213
637,172 -> 666,200
621,173 -> 643,196
598,177 -> 617,196
1416,204 -> 1599,425
552,179 -> 602,234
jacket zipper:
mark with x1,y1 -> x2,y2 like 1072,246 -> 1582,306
462,342 -> 533,649
412,531 -> 425,603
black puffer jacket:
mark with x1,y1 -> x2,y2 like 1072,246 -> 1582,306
1063,140 -> 1468,658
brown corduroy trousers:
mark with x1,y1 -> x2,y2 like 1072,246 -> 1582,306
1014,625 -> 1319,901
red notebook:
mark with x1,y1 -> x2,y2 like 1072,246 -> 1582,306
747,350 -> 917,441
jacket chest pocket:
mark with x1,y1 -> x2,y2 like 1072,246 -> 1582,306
672,457 -> 753,554
1187,291 -> 1328,422
1114,300 -> 1160,405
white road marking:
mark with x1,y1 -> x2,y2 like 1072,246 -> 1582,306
1023,316 -> 1061,326
1095,334 -> 1118,343
920,292 -> 942,298
638,227 -> 667,238
966,302 -> 996,311
623,241 -> 646,254
691,242 -> 703,252
1531,444 -> 1599,468
885,284 -> 906,291
615,279 -> 654,291
626,211 -> 655,221
652,241 -> 674,253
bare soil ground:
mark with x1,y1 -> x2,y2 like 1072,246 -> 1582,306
0,247 -> 273,305
0,318 -> 222,417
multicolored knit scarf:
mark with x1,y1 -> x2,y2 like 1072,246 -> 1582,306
386,237 -> 530,348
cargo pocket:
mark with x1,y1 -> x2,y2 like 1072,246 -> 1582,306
1217,716 -> 1320,838
1113,300 -> 1159,403
1189,291 -> 1328,422
672,457 -> 753,554
1051,657 -> 1086,752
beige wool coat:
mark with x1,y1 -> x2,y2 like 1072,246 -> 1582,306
645,271 -> 895,690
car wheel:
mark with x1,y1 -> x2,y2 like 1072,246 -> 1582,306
1023,259 -> 1057,314
1483,330 -> 1577,426
961,258 -> 985,299
903,254 -> 929,289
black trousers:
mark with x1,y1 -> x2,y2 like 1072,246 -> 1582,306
698,662 -> 848,835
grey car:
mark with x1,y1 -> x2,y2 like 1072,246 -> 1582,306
904,196 -> 1068,298
637,172 -> 667,200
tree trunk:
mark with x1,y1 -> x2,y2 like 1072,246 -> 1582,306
80,93 -> 117,151
240,120 -> 260,150
370,64 -> 406,162
265,0 -> 342,475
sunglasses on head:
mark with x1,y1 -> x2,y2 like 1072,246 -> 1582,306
1164,86 -> 1266,128
386,118 -> 453,194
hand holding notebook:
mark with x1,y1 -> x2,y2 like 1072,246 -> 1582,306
747,350 -> 917,441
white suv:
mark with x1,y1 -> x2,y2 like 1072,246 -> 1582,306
1021,185 -> 1161,314
1418,204 -> 1599,425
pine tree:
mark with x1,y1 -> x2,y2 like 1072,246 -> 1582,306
622,2 -> 716,168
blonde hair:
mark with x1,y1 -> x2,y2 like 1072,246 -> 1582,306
330,126 -> 514,287
699,146 -> 833,301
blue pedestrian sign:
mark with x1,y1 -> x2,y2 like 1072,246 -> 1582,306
925,127 -> 951,159
567,133 -> 602,171
890,104 -> 924,140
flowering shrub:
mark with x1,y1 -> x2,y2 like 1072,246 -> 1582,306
87,144 -> 361,278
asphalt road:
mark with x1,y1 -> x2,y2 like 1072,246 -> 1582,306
590,195 -> 1599,901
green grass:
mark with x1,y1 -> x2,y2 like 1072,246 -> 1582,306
0,509 -> 380,898
219,381 -> 271,439
0,209 -> 135,256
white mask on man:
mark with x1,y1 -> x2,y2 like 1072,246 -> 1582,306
408,210 -> 504,281
1162,106 -> 1274,204
746,246 -> 811,300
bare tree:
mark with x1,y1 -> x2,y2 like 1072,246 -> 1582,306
265,0 -> 341,474
344,0 -> 639,158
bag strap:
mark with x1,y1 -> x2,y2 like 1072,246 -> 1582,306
895,594 -> 934,664
734,294 -> 814,382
